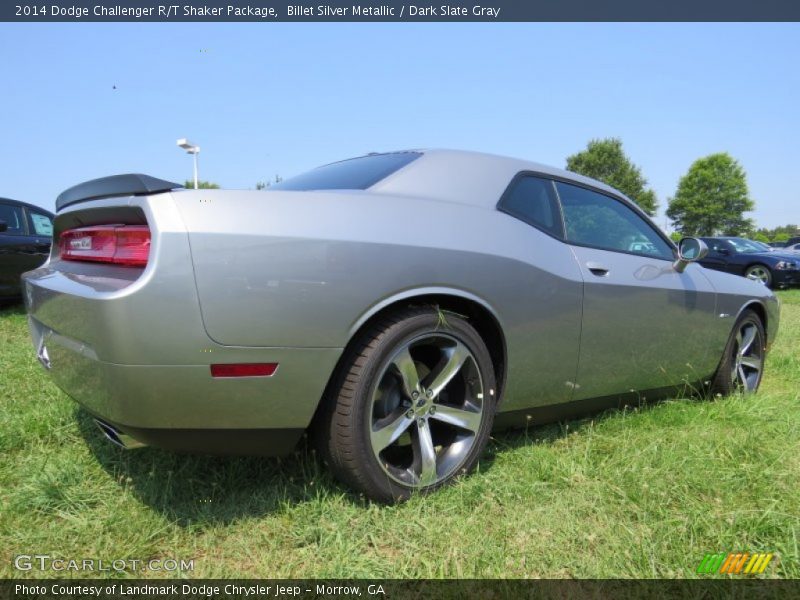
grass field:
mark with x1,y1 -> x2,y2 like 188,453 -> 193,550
1,291 -> 798,579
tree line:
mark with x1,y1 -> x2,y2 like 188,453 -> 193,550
565,138 -> 794,242
182,176 -> 282,190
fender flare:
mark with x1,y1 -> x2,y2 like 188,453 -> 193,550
346,286 -> 505,341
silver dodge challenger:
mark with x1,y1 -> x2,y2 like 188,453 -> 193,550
23,149 -> 779,502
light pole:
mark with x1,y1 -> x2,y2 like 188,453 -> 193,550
176,138 -> 200,189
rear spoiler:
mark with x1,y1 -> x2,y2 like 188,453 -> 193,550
56,174 -> 183,212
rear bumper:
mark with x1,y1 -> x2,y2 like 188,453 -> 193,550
22,195 -> 342,456
0,284 -> 21,300
28,314 -> 341,454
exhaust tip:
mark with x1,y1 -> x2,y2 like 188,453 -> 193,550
93,419 -> 146,450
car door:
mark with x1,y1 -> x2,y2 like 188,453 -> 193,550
699,238 -> 736,274
555,181 -> 718,400
0,202 -> 47,297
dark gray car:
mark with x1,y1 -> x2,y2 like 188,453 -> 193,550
22,150 -> 779,502
0,198 -> 53,301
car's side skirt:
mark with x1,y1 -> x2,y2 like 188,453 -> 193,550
492,382 -> 708,432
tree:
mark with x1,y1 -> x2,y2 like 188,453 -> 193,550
752,224 -> 799,242
752,231 -> 770,243
183,180 -> 220,189
666,153 -> 754,236
565,138 -> 658,216
255,175 -> 283,190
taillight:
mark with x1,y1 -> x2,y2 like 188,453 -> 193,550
59,225 -> 150,266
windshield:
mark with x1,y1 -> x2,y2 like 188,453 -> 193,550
751,241 -> 773,251
728,238 -> 770,254
270,152 -> 422,191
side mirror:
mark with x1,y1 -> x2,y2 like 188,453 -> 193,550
674,237 -> 708,273
0,219 -> 7,233
717,247 -> 730,255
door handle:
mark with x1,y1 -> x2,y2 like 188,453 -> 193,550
586,262 -> 610,277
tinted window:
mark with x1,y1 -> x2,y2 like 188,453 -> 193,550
750,240 -> 773,252
557,182 -> 673,260
29,211 -> 53,236
703,238 -> 730,253
271,152 -> 422,191
499,176 -> 563,238
0,204 -> 26,235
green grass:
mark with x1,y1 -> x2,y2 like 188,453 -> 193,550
1,292 -> 799,579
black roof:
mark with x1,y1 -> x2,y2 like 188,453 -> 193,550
0,197 -> 54,217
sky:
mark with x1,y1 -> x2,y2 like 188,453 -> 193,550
0,22 -> 798,229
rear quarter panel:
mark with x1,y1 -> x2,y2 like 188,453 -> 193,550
172,189 -> 585,411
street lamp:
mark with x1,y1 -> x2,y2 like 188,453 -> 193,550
176,138 -> 200,189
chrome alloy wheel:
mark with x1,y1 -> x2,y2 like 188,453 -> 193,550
745,265 -> 771,285
731,320 -> 764,392
368,333 -> 485,488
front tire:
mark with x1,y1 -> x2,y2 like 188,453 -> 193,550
709,309 -> 766,397
745,264 -> 773,287
318,307 -> 497,503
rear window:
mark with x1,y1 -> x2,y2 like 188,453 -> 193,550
271,152 -> 422,191
499,175 -> 563,238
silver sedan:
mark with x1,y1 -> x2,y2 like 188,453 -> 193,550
23,150 -> 779,502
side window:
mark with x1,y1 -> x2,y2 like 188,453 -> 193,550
0,204 -> 26,235
498,175 -> 563,238
556,182 -> 673,260
28,211 -> 53,237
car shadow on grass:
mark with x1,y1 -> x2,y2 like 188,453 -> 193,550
75,394 -> 689,526
75,409 -> 371,526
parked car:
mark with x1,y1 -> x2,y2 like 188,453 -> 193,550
699,236 -> 800,288
785,236 -> 800,247
784,243 -> 800,253
0,198 -> 53,301
767,241 -> 786,248
23,151 -> 779,502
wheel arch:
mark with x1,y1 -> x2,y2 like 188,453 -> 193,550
735,300 -> 769,344
311,289 -> 508,427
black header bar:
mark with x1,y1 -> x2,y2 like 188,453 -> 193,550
2,579 -> 800,600
3,1 -> 800,22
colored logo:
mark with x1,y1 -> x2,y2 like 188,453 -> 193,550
697,552 -> 774,575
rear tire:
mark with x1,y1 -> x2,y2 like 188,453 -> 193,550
317,307 -> 496,503
709,309 -> 766,397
